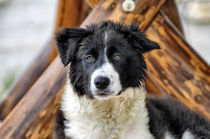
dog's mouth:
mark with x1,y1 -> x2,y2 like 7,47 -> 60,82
95,93 -> 109,99
93,90 -> 121,99
97,93 -> 108,96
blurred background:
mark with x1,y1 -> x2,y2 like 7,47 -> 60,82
0,0 -> 209,101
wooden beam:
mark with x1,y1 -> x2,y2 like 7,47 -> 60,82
0,57 -> 66,139
0,0 -> 90,121
145,12 -> 210,119
25,87 -> 64,139
54,0 -> 91,32
0,0 -> 166,138
84,0 -> 166,31
86,0 -> 184,35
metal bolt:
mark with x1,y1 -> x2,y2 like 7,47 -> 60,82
122,0 -> 136,12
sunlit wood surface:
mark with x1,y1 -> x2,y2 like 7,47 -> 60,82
145,13 -> 210,119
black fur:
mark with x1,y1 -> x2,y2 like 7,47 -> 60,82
55,21 -> 210,139
56,28 -> 91,66
54,110 -> 70,139
147,98 -> 210,138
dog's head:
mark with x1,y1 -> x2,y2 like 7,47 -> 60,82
56,21 -> 160,99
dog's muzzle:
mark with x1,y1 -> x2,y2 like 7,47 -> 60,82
90,62 -> 122,98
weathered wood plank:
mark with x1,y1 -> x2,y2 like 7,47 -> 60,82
145,13 -> 210,119
25,87 -> 64,139
0,57 -> 67,139
84,0 -> 165,31
86,0 -> 184,34
0,0 -> 90,121
0,0 -> 166,138
54,0 -> 90,32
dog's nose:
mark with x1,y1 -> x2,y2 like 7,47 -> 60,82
94,76 -> 110,90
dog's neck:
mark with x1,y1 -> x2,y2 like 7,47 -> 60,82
61,79 -> 152,138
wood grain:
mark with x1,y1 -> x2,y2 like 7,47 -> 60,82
25,87 -> 64,139
0,0 -> 90,121
86,0 -> 184,35
145,13 -> 210,119
0,57 -> 67,139
84,0 -> 165,31
0,0 -> 166,138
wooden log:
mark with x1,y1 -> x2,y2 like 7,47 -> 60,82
0,41 -> 51,121
0,0 -> 166,138
161,0 -> 184,34
25,87 -> 64,139
0,0 -> 90,121
54,0 -> 91,33
0,57 -> 67,139
145,12 -> 210,119
84,0 -> 165,31
86,0 -> 184,34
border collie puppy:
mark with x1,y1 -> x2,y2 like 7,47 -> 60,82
54,21 -> 210,139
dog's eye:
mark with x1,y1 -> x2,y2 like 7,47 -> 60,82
113,54 -> 122,61
86,55 -> 95,63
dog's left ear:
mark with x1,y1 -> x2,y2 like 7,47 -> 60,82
128,23 -> 160,53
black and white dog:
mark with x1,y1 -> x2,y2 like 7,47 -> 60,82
54,21 -> 210,139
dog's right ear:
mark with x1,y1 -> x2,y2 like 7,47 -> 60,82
56,28 -> 90,66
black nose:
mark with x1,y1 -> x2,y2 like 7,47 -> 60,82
94,76 -> 110,90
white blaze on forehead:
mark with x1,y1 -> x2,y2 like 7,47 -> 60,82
104,31 -> 108,44
104,47 -> 108,61
90,47 -> 122,96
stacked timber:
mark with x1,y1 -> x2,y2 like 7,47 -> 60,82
0,0 -> 209,138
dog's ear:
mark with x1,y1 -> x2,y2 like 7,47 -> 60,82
56,28 -> 90,66
128,23 -> 160,53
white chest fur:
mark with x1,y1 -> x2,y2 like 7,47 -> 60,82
61,82 -> 154,139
